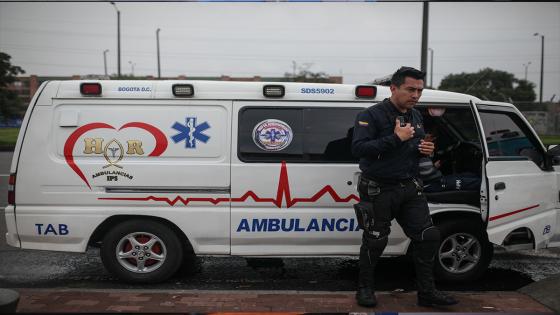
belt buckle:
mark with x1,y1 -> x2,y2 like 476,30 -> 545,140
412,178 -> 423,194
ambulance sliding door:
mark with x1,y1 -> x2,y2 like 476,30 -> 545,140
37,99 -> 232,254
231,102 -> 364,255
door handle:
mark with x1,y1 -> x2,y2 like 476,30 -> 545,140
494,182 -> 506,191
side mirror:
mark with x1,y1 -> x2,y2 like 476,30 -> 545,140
547,144 -> 560,154
546,144 -> 560,166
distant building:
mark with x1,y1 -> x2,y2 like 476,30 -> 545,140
8,75 -> 82,105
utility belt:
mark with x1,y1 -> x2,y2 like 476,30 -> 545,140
358,175 -> 422,195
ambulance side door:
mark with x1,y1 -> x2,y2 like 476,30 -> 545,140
230,102 -> 365,256
551,157 -> 560,248
472,101 -> 558,249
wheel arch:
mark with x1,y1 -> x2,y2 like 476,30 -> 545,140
88,215 -> 195,255
404,209 -> 486,256
501,226 -> 536,250
431,210 -> 486,230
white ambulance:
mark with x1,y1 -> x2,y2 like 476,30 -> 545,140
5,80 -> 560,283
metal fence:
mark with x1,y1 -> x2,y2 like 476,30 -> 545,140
516,102 -> 560,136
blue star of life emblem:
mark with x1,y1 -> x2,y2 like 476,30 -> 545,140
171,117 -> 210,148
264,129 -> 284,143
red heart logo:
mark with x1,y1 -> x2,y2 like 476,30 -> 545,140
64,122 -> 168,189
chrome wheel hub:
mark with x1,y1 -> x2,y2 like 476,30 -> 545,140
438,232 -> 481,274
115,232 -> 167,273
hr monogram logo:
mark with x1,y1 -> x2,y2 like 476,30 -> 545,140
83,138 -> 145,169
64,122 -> 168,189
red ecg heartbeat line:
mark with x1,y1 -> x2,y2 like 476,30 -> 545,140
98,161 -> 359,208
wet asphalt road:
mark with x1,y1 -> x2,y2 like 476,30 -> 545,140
1,150 -> 559,291
2,247 -> 558,292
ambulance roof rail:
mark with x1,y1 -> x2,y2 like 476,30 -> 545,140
53,80 -> 481,104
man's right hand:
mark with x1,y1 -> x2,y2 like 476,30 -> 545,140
394,118 -> 415,141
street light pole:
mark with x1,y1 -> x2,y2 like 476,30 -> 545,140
110,2 -> 121,77
420,2 -> 429,73
534,33 -> 544,104
128,61 -> 135,77
156,28 -> 161,79
103,49 -> 109,77
429,48 -> 434,88
523,61 -> 531,81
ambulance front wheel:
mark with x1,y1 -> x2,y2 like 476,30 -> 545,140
434,219 -> 493,282
101,219 -> 183,284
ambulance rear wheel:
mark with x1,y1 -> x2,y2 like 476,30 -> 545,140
101,219 -> 183,284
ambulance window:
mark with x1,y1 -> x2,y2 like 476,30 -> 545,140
303,108 -> 361,163
238,107 -> 361,163
479,111 -> 543,164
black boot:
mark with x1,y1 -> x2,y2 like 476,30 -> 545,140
413,240 -> 459,307
356,286 -> 377,307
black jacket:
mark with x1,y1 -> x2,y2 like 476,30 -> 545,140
352,98 -> 426,181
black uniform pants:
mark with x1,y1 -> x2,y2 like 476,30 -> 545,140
356,176 -> 440,292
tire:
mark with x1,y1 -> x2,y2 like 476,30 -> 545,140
101,219 -> 183,284
434,219 -> 493,282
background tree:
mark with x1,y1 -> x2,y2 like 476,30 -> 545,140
0,52 -> 26,121
512,79 -> 537,102
439,68 -> 536,103
284,69 -> 332,83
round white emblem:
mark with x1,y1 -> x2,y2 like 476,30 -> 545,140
252,119 -> 293,151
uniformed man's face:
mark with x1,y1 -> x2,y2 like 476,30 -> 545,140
390,77 -> 424,111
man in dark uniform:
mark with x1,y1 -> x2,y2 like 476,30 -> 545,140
351,67 -> 458,307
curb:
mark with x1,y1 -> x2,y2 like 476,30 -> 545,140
518,273 -> 560,313
0,289 -> 19,313
12,289 -> 555,313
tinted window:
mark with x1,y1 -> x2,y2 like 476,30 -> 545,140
238,107 -> 361,163
479,111 -> 538,157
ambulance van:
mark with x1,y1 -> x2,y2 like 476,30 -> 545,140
5,80 -> 560,283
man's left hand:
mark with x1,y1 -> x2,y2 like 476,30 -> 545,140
419,140 -> 435,156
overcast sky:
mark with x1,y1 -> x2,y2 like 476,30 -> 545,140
1,2 -> 559,101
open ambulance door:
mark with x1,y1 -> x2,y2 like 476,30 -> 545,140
470,100 -> 559,250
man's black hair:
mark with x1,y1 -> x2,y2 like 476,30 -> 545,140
390,66 -> 426,87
